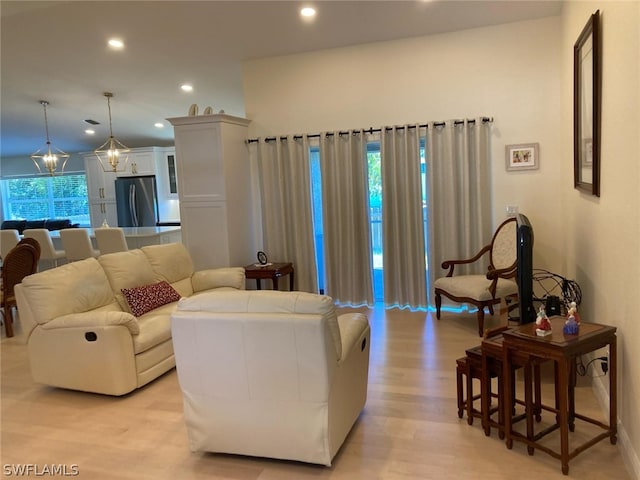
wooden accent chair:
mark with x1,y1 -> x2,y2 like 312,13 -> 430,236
434,217 -> 519,336
1,243 -> 39,337
17,237 -> 42,263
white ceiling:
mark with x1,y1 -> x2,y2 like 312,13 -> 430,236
0,0 -> 562,158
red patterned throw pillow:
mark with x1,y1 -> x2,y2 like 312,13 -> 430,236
121,281 -> 181,317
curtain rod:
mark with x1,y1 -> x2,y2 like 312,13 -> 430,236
246,117 -> 493,144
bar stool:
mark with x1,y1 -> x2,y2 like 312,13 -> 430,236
59,229 -> 100,261
1,229 -> 20,260
94,227 -> 128,254
23,229 -> 66,269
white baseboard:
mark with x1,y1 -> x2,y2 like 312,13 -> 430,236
592,376 -> 640,480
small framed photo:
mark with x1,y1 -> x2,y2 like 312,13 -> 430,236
505,143 -> 539,171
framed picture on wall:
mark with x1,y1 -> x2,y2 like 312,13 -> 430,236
505,143 -> 539,171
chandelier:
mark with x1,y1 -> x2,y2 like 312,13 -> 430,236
94,92 -> 130,172
30,100 -> 69,175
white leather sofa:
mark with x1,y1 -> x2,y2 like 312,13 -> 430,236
171,289 -> 370,466
15,242 -> 245,396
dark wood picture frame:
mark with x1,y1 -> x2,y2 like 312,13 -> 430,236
574,10 -> 601,196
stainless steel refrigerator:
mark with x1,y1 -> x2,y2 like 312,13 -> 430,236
114,175 -> 159,227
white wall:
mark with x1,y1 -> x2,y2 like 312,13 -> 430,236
243,9 -> 640,477
0,153 -> 85,177
561,2 -> 640,478
243,16 -> 564,269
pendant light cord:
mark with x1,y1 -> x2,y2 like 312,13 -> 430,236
41,101 -> 52,147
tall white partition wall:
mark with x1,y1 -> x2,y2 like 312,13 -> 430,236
167,114 -> 254,270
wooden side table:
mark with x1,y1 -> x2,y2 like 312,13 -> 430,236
244,262 -> 294,291
502,317 -> 617,475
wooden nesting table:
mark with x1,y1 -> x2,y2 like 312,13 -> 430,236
501,317 -> 617,475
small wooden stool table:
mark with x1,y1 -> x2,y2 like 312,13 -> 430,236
244,262 -> 295,291
482,331 -> 544,440
502,317 -> 617,475
456,345 -> 500,426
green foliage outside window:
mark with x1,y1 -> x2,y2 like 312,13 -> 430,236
2,174 -> 90,225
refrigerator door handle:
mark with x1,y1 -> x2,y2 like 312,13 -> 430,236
129,184 -> 139,227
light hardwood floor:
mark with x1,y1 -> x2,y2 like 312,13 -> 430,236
1,307 -> 630,479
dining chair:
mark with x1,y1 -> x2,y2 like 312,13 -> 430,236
17,237 -> 42,264
23,228 -> 66,269
1,229 -> 20,260
59,228 -> 100,261
1,243 -> 39,337
94,227 -> 129,254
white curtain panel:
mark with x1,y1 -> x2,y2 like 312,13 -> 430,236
380,125 -> 428,310
253,136 -> 318,293
426,119 -> 492,304
319,131 -> 374,306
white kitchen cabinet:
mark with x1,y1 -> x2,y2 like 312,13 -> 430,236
89,201 -> 118,228
165,147 -> 179,197
84,153 -> 116,202
85,146 -> 180,227
155,147 -> 181,223
117,147 -> 158,177
84,153 -> 118,227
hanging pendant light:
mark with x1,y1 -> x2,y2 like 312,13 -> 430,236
30,100 -> 69,176
94,92 -> 129,172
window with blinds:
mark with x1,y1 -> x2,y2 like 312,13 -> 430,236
2,174 -> 90,225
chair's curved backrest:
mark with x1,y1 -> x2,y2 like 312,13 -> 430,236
1,229 -> 20,259
490,217 -> 517,271
2,242 -> 39,336
18,236 -> 40,254
95,227 -> 128,255
60,229 -> 98,261
17,237 -> 42,264
2,243 -> 39,297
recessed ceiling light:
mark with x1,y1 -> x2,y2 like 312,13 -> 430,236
85,129 -> 95,135
300,7 -> 316,18
154,123 -> 164,128
108,38 -> 124,49
181,84 -> 193,92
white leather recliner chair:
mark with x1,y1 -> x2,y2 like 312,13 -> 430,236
171,289 -> 371,466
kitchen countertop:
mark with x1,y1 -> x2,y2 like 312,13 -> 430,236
49,226 -> 181,239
